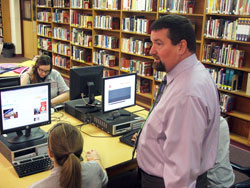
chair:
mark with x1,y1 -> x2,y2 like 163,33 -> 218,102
230,162 -> 250,188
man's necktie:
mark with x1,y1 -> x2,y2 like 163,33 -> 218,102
132,75 -> 167,159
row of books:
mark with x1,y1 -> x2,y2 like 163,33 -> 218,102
38,38 -> 52,50
123,0 -> 155,11
37,0 -> 52,7
159,0 -> 196,14
154,71 -> 166,81
53,27 -> 70,41
52,42 -> 70,56
220,93 -> 234,113
71,46 -> 91,62
206,0 -> 250,15
207,67 -> 243,91
52,54 -> 70,69
52,10 -> 70,24
94,35 -> 119,49
71,28 -> 92,47
53,0 -> 70,7
37,11 -> 52,22
122,16 -> 153,34
121,37 -> 151,56
71,0 -> 90,8
94,16 -> 120,30
37,24 -> 52,37
70,11 -> 93,28
0,28 -> 2,37
93,0 -> 119,10
203,42 -> 245,68
93,50 -> 116,67
204,18 -> 250,42
103,68 -> 116,77
120,57 -> 152,77
137,78 -> 151,93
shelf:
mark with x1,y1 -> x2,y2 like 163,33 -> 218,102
52,22 -> 70,25
122,31 -> 151,36
206,13 -> 250,18
53,64 -> 70,71
70,25 -> 92,30
204,37 -> 250,45
202,61 -> 250,73
159,12 -> 204,17
122,10 -> 157,14
103,65 -> 119,71
37,34 -> 52,39
94,28 -> 120,32
137,92 -> 153,99
52,38 -> 70,42
230,133 -> 249,146
121,51 -> 154,60
136,100 -> 151,109
71,43 -> 92,49
218,88 -> 250,99
71,58 -> 92,66
94,46 -> 120,52
226,111 -> 250,122
52,51 -> 70,57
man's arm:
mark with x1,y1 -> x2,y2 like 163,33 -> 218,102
162,96 -> 208,187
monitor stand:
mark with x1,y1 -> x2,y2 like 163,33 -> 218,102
6,127 -> 46,144
106,110 -> 131,121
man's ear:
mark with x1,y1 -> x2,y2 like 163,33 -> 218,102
178,40 -> 188,55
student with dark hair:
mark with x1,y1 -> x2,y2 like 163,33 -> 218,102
133,15 -> 220,187
29,122 -> 108,188
21,55 -> 69,105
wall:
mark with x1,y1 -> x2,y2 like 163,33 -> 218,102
23,20 -> 37,59
1,0 -> 11,43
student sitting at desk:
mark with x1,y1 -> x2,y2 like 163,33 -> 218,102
29,122 -> 108,188
21,55 -> 69,105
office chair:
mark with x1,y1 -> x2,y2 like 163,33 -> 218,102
230,162 -> 250,188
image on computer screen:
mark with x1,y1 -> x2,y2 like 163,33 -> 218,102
102,73 -> 136,113
0,83 -> 51,144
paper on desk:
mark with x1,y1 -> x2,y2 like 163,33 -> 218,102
19,60 -> 35,67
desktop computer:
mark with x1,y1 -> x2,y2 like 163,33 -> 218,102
0,83 -> 52,177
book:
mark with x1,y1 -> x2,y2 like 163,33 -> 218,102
246,73 -> 250,95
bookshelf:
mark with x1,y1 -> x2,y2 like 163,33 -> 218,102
203,0 -> 250,147
36,0 -> 250,147
0,0 -> 3,41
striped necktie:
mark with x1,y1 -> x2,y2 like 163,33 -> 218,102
132,75 -> 167,159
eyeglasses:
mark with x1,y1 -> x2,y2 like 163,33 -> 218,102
38,67 -> 50,74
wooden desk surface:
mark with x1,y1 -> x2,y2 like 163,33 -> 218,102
0,106 -> 147,187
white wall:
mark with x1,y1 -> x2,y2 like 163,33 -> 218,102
9,0 -> 22,54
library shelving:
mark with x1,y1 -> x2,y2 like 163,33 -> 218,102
36,0 -> 250,147
0,0 -> 3,41
203,0 -> 250,147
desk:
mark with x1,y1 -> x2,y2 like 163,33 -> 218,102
0,106 -> 147,187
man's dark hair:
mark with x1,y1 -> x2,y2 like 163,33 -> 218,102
151,15 -> 196,53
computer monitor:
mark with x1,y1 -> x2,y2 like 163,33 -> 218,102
0,83 -> 51,144
0,76 -> 20,88
70,65 -> 103,107
102,73 -> 136,114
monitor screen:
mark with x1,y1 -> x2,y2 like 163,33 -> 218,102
102,73 -> 136,113
0,83 -> 51,144
0,76 -> 20,88
70,66 -> 103,105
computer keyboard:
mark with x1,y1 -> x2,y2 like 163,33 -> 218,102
12,154 -> 52,178
120,128 -> 140,147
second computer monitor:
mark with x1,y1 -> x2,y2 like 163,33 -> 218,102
0,76 -> 20,88
70,66 -> 103,104
102,73 -> 136,113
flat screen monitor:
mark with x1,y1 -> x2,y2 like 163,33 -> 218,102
70,66 -> 103,107
0,76 -> 20,88
0,83 -> 51,144
102,73 -> 136,114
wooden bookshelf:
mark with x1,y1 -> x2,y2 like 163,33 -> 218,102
36,0 -> 250,147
